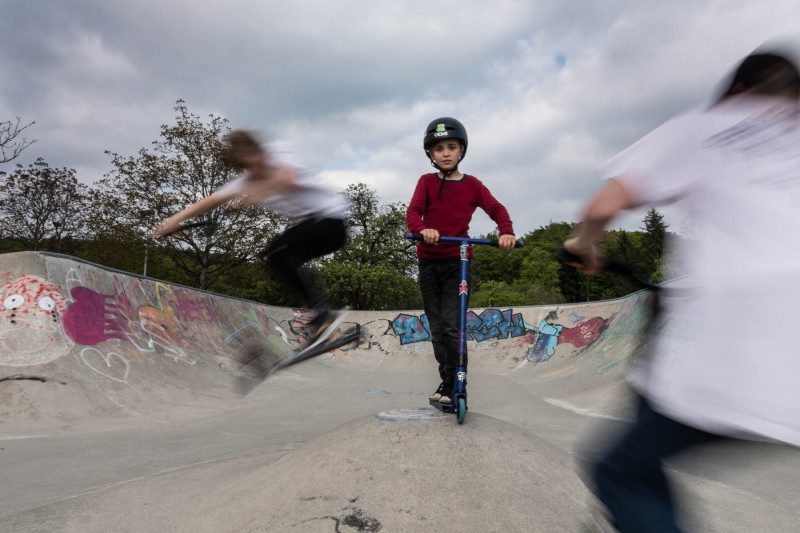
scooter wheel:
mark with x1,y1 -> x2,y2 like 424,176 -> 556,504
456,397 -> 466,424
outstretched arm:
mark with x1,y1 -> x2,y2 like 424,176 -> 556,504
154,189 -> 235,238
564,178 -> 638,274
154,157 -> 300,237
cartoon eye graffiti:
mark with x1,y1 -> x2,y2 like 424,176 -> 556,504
38,296 -> 56,311
4,294 -> 24,310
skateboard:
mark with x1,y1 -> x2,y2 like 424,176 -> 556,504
236,324 -> 363,394
271,324 -> 363,373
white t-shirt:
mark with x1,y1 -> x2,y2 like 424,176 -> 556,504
216,142 -> 349,221
598,96 -> 800,446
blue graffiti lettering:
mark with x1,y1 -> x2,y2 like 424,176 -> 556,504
391,313 -> 431,344
393,308 -> 528,345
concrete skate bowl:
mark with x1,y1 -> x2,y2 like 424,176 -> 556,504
0,251 -> 649,436
11,251 -> 796,532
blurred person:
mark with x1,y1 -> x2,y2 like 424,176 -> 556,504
564,47 -> 800,532
155,130 -> 349,345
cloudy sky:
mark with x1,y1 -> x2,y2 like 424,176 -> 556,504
2,0 -> 799,236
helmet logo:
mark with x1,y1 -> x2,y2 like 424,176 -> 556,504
433,123 -> 449,138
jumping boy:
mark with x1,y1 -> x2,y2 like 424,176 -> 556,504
155,130 -> 349,344
564,48 -> 800,532
406,117 -> 516,405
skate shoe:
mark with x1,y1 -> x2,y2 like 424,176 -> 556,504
306,309 -> 345,349
430,381 -> 447,402
438,381 -> 453,405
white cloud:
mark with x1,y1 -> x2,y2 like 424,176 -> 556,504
2,0 -> 800,237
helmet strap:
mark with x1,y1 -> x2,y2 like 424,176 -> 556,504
440,166 -> 458,178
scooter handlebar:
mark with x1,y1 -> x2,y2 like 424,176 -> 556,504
406,233 -> 524,248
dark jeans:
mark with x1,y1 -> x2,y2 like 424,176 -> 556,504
592,395 -> 722,533
418,258 -> 469,381
263,217 -> 346,313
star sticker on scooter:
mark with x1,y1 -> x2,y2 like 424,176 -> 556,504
459,280 -> 469,295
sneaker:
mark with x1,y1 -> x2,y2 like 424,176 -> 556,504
305,309 -> 345,349
430,381 -> 447,402
438,381 -> 453,405
439,388 -> 452,405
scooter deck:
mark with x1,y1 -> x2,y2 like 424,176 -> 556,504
429,398 -> 454,413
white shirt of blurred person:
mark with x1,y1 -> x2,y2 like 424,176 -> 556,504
215,140 -> 348,221
565,50 -> 800,447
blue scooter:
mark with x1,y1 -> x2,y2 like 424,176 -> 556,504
408,233 -> 523,424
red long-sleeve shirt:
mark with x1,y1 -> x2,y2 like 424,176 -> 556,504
406,173 -> 515,260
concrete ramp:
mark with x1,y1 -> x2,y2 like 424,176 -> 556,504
0,409 -> 594,532
246,409 -> 592,531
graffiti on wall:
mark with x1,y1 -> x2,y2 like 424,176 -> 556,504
1,273 -> 72,366
391,307 -> 617,364
391,313 -> 432,344
1,257 -> 652,386
0,266 -> 296,386
391,309 -> 528,345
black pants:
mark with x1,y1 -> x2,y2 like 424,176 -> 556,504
418,258 -> 469,381
264,217 -> 346,312
592,395 -> 722,533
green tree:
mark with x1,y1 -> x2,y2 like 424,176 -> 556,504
535,222 -> 649,303
88,100 -> 287,289
0,159 -> 88,251
525,221 -> 576,248
514,222 -> 594,303
597,230 -> 646,296
516,245 -> 564,303
471,280 -> 520,307
640,208 -> 668,277
470,232 -> 524,286
80,190 -> 144,273
605,230 -> 639,265
320,183 -> 420,310
471,240 -> 565,306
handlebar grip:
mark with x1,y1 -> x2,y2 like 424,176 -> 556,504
554,245 -> 661,291
553,245 -> 582,264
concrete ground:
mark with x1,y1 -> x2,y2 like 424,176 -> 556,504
0,252 -> 797,532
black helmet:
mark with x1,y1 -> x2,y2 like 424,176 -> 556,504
423,117 -> 468,161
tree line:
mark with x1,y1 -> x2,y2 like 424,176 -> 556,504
0,101 -> 672,310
